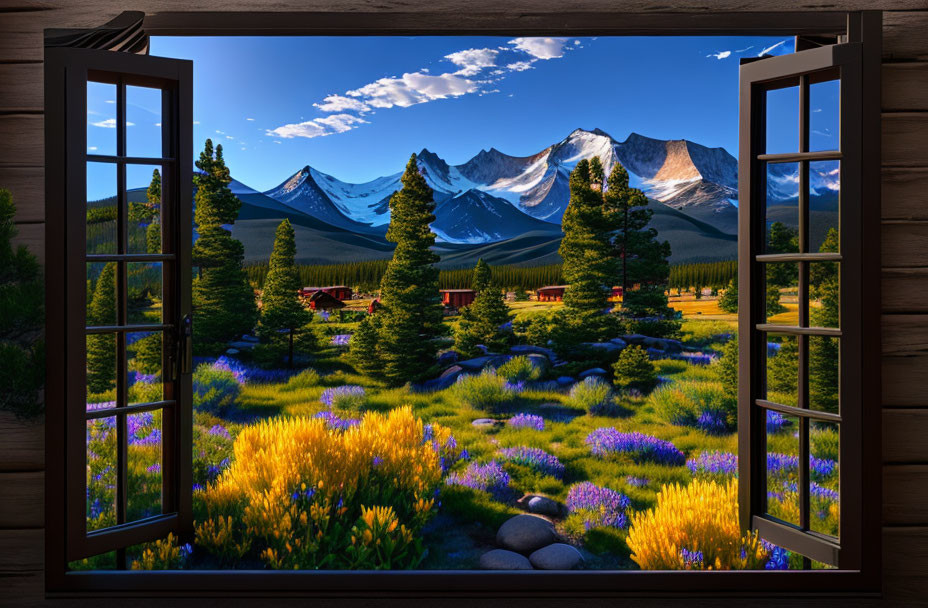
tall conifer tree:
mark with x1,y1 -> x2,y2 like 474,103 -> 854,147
192,140 -> 257,353
87,263 -> 117,393
809,227 -> 839,412
259,219 -> 311,367
145,169 -> 162,254
454,259 -> 512,357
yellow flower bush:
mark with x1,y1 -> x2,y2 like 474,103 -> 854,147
195,406 -> 461,569
626,479 -> 766,570
130,533 -> 192,570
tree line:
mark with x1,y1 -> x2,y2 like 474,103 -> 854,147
669,260 -> 737,292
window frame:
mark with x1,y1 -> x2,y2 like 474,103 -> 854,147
44,9 -> 882,597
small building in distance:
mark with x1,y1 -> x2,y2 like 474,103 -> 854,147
440,289 -> 476,309
536,285 -> 569,302
300,285 -> 353,301
307,290 -> 347,312
367,298 -> 382,315
609,286 -> 624,301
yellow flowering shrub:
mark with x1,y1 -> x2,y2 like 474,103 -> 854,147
130,533 -> 192,570
626,479 -> 767,570
195,406 -> 461,569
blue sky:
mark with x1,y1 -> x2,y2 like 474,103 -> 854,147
86,35 -> 835,199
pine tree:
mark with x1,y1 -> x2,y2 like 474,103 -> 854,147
717,337 -> 739,402
606,162 -> 677,337
258,219 -> 312,367
612,344 -> 658,393
87,263 -> 117,394
767,337 -> 798,404
556,158 -> 618,343
0,189 -> 45,418
808,227 -> 839,412
719,276 -> 739,314
766,222 -> 799,289
374,154 -> 445,384
191,139 -> 257,353
454,259 -> 513,357
349,313 -> 383,376
133,334 -> 163,375
130,168 -> 161,223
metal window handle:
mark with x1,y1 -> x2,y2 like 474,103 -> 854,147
176,314 -> 193,376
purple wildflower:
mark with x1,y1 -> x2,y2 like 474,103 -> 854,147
330,334 -> 352,347
625,475 -> 649,487
507,413 -> 545,431
680,547 -> 705,568
503,380 -> 526,393
810,482 -> 839,502
313,410 -> 361,431
498,446 -> 565,479
445,460 -> 511,500
207,424 -> 231,440
319,385 -> 366,408
585,428 -> 685,466
762,540 -> 790,570
687,451 -> 738,477
696,409 -> 729,435
566,481 -> 631,529
766,411 -> 791,434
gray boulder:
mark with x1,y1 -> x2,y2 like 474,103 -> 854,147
440,365 -> 464,380
586,342 -> 624,353
578,368 -> 609,380
496,514 -> 557,553
479,549 -> 533,570
609,338 -> 628,348
622,334 -> 647,345
556,376 -> 575,386
529,543 -> 583,570
456,356 -> 499,371
510,344 -> 557,361
525,353 -> 550,373
472,418 -> 499,428
526,496 -> 563,517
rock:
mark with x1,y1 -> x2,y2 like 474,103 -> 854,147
526,496 -> 562,517
456,356 -> 499,371
496,514 -> 557,553
479,549 -> 533,570
529,543 -> 583,570
510,344 -> 557,361
438,350 -> 460,365
240,334 -> 259,343
622,334 -> 647,345
440,365 -> 464,379
227,341 -> 257,350
472,418 -> 498,428
225,348 -> 240,355
586,342 -> 624,353
578,368 -> 608,379
609,338 -> 628,348
525,353 -> 550,373
556,376 -> 575,386
641,336 -> 683,353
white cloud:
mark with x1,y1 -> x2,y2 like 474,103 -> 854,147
758,40 -> 788,56
225,135 -> 234,140
506,60 -> 535,72
104,100 -> 115,104
246,117 -> 255,121
90,118 -> 134,128
346,72 -> 476,109
193,120 -> 200,125
444,47 -> 498,76
267,113 -> 367,139
573,40 -> 581,45
313,94 -> 371,113
508,37 -> 568,60
215,129 -> 224,134
735,45 -> 754,53
154,122 -> 162,127
706,50 -> 732,60
87,146 -> 98,151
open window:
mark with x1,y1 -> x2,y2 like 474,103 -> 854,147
737,40 -> 873,569
45,46 -> 193,565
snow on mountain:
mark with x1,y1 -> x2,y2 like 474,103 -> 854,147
431,189 -> 561,244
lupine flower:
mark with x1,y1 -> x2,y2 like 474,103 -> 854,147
680,547 -> 705,568
445,460 -> 511,500
766,411 -> 791,434
331,334 -> 352,347
313,410 -> 361,431
810,482 -> 839,502
507,413 -> 545,431
208,424 -> 231,440
319,311 -> 330,321
208,356 -> 294,384
766,452 -> 838,478
319,385 -> 366,408
687,451 -> 738,477
767,342 -> 782,356
87,400 -> 116,412
498,446 -> 565,479
147,463 -> 161,474
625,476 -> 649,487
696,410 -> 729,435
762,540 -> 790,570
566,481 -> 631,529
503,380 -> 526,393
585,428 -> 685,466
134,372 -> 159,385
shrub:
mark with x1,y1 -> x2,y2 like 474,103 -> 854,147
715,338 -> 738,401
450,371 -> 515,413
627,479 -> 767,570
192,363 -> 241,416
612,345 -> 658,393
565,481 -> 631,530
195,407 -> 462,569
130,533 -> 193,570
445,460 -> 511,500
497,446 -> 565,479
565,377 -> 613,413
283,368 -> 321,391
193,421 -> 235,487
585,428 -> 685,466
648,380 -> 735,434
319,385 -> 366,409
507,413 -> 545,431
811,424 -> 839,461
496,355 -> 542,383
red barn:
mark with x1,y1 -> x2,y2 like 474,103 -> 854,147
307,291 -> 346,311
610,286 -> 624,301
536,285 -> 568,302
300,285 -> 353,301
440,289 -> 476,309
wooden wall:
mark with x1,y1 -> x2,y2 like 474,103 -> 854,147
1,3 -> 926,606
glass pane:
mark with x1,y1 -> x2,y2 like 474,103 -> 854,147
766,86 -> 799,154
809,335 -> 839,414
86,262 -> 118,326
764,262 -> 798,325
127,409 -> 163,522
127,165 -> 163,254
128,262 -> 162,325
766,412 -> 801,526
87,81 -> 116,156
128,331 -> 164,405
809,261 -> 840,329
766,162 -> 800,252
126,85 -> 163,158
810,79 -> 840,152
87,162 -> 118,255
809,160 -> 839,252
810,421 -> 840,538
86,332 -> 117,406
766,333 -> 798,407
87,416 -> 117,531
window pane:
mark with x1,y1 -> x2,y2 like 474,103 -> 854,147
809,336 -> 839,414
128,331 -> 164,405
810,421 -> 840,538
766,333 -> 798,407
128,262 -> 163,325
86,332 -> 117,406
809,160 -> 839,252
766,162 -> 800,252
87,81 -> 116,156
87,162 -> 118,255
764,262 -> 798,325
809,261 -> 839,329
127,409 -> 163,522
127,164 -> 163,254
126,85 -> 163,158
86,262 -> 118,326
87,416 -> 117,531
766,412 -> 801,526
766,86 -> 800,154
810,79 -> 840,152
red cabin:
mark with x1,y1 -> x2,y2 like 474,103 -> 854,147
440,289 -> 476,309
299,285 -> 353,301
610,286 -> 624,301
307,291 -> 346,311
536,285 -> 568,302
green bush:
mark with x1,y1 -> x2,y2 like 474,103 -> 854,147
648,380 -> 734,431
192,363 -> 241,416
715,338 -> 738,402
450,371 -> 514,413
811,424 -> 839,462
497,355 -> 542,383
612,345 -> 658,393
565,377 -> 613,414
283,368 -> 321,391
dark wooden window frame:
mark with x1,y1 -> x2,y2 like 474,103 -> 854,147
44,9 -> 882,598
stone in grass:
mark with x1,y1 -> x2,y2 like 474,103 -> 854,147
472,418 -> 498,428
578,368 -> 608,379
496,514 -> 557,553
529,543 -> 584,570
479,549 -> 533,570
556,376 -> 575,386
526,496 -> 563,517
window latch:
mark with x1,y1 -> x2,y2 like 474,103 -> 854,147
175,314 -> 193,377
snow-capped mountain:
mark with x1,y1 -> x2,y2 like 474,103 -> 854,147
431,189 -> 562,244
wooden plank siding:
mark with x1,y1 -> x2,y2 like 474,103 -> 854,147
0,4 -> 926,606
